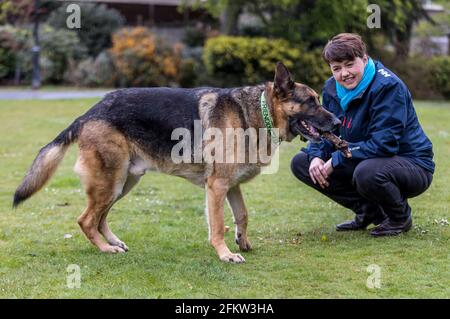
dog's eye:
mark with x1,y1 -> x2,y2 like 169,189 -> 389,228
306,97 -> 316,106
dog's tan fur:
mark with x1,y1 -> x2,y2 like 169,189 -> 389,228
74,121 -> 131,252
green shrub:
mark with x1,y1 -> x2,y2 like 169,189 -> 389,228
47,2 -> 125,57
178,58 -> 198,88
294,48 -> 330,93
0,25 -> 30,82
382,55 -> 433,99
0,25 -> 86,85
0,44 -> 16,79
183,27 -> 207,48
202,36 -> 329,90
69,51 -> 117,87
203,36 -> 299,86
39,25 -> 87,83
379,53 -> 448,100
429,56 -> 450,99
109,27 -> 183,87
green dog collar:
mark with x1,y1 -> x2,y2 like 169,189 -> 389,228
260,91 -> 280,145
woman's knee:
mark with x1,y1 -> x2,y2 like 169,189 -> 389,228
353,159 -> 384,196
353,158 -> 389,198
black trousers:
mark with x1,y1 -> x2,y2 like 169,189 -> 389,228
290,152 -> 433,222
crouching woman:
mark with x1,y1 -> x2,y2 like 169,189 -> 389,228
291,33 -> 434,236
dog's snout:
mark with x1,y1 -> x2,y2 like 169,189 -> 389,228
332,117 -> 341,129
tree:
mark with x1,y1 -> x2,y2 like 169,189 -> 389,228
376,0 -> 432,61
47,2 -> 125,57
190,0 -> 434,60
189,0 -> 368,47
185,0 -> 247,35
0,0 -> 60,26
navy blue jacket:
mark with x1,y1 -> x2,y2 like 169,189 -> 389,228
303,60 -> 435,173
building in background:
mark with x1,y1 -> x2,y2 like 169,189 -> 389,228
60,0 -> 215,44
411,0 -> 449,56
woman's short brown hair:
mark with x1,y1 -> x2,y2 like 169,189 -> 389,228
322,33 -> 367,64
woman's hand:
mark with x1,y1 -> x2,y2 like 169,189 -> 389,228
324,158 -> 334,176
309,157 -> 329,189
309,158 -> 334,189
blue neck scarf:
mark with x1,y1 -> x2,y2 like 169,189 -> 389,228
336,57 -> 376,112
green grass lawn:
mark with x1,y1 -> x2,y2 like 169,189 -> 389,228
0,98 -> 449,298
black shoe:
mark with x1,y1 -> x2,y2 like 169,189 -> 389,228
336,214 -> 373,231
370,216 -> 412,237
336,220 -> 367,231
373,215 -> 387,226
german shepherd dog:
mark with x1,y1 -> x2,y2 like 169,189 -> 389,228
13,62 -> 340,263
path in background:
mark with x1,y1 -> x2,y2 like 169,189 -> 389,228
0,89 -> 111,100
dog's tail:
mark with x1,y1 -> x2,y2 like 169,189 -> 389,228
13,120 -> 81,208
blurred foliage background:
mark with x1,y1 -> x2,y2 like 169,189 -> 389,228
0,0 -> 449,99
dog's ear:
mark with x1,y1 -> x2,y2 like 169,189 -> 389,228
274,62 -> 295,98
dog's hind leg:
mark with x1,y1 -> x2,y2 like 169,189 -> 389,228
206,176 -> 245,263
78,196 -> 125,253
75,122 -> 130,253
98,174 -> 141,251
227,185 -> 252,252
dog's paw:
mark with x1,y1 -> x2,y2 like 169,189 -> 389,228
237,239 -> 252,252
235,234 -> 252,252
219,252 -> 246,264
110,240 -> 129,252
100,245 -> 127,254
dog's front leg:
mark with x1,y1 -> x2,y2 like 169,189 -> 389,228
206,177 -> 245,263
227,185 -> 252,252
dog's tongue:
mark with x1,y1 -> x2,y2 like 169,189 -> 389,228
290,119 -> 307,141
309,125 -> 319,136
